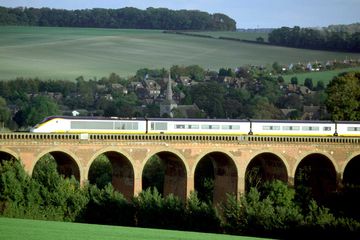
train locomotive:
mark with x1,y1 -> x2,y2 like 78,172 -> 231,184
30,116 -> 360,137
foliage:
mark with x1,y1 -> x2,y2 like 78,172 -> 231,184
81,184 -> 134,226
14,96 -> 60,127
186,191 -> 222,233
1,158 -> 360,238
0,157 -> 88,221
0,6 -> 236,31
326,71 -> 360,120
133,188 -> 186,230
142,156 -> 165,194
268,26 -> 360,52
88,155 -> 112,189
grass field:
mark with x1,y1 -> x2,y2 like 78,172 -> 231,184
282,66 -> 360,85
1,26 -> 360,80
0,217 -> 263,240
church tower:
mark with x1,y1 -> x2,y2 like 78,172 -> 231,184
160,71 -> 177,117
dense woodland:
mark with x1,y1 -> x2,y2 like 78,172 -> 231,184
0,6 -> 236,31
268,25 -> 360,52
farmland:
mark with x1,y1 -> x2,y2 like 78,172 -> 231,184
0,26 -> 360,80
282,66 -> 360,85
0,217 -> 261,240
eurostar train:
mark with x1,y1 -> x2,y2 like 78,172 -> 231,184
30,116 -> 360,137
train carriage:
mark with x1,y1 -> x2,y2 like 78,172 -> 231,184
30,116 -> 360,137
147,118 -> 250,135
31,116 -> 147,134
250,120 -> 335,136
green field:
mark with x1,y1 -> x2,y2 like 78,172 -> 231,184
282,66 -> 360,85
0,217 -> 262,240
1,26 -> 360,80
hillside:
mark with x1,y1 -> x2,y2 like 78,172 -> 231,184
1,26 -> 360,80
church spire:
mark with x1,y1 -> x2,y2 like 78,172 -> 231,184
166,70 -> 173,101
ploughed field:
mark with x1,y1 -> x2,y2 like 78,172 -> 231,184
0,217 -> 261,240
1,26 -> 359,80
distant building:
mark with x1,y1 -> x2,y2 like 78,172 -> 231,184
160,72 -> 177,117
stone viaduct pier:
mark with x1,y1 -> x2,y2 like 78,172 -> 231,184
1,133 -> 360,203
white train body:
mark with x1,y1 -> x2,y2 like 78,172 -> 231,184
251,120 -> 335,136
147,119 -> 249,135
30,116 -> 360,137
31,117 -> 147,134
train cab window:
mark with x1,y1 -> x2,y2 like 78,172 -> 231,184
348,127 -> 360,131
222,125 -> 240,130
282,126 -> 300,131
263,126 -> 280,130
323,127 -> 332,131
302,126 -> 319,131
151,122 -> 168,131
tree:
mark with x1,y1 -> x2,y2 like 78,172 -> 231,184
326,72 -> 360,120
304,78 -> 314,90
22,96 -> 61,127
0,97 -> 11,129
291,77 -> 298,85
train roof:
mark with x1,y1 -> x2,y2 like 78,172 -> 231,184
37,116 -> 360,125
250,119 -> 334,124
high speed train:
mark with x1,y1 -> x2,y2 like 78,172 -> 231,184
30,116 -> 360,137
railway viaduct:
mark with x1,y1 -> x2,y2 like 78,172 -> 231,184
1,132 -> 360,203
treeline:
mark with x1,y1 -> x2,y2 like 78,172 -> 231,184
0,6 -> 236,31
268,26 -> 360,52
1,159 -> 359,239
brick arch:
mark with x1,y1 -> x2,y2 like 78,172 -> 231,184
86,147 -> 136,178
342,152 -> 360,185
294,152 -> 337,202
141,147 -> 188,201
245,151 -> 289,191
193,150 -> 238,203
86,147 -> 135,199
292,151 -> 339,178
141,147 -> 189,177
0,148 -> 19,161
192,149 -> 238,177
246,150 -> 290,180
32,148 -> 81,181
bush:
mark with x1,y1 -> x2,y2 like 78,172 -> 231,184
81,184 -> 134,226
185,191 -> 222,233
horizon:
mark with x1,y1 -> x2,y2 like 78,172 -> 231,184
0,0 -> 359,29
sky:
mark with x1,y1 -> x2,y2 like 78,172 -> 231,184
0,0 -> 359,28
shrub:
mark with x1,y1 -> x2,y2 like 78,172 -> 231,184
81,184 -> 134,226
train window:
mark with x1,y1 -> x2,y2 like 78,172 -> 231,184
175,124 -> 185,129
323,127 -> 332,131
263,126 -> 280,130
188,125 -> 199,129
348,127 -> 360,131
152,122 -> 168,131
282,126 -> 300,131
302,126 -> 319,131
71,121 -> 114,130
222,125 -> 240,130
115,122 -> 139,130
201,125 -> 220,130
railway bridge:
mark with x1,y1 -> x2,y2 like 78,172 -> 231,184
1,133 -> 360,203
